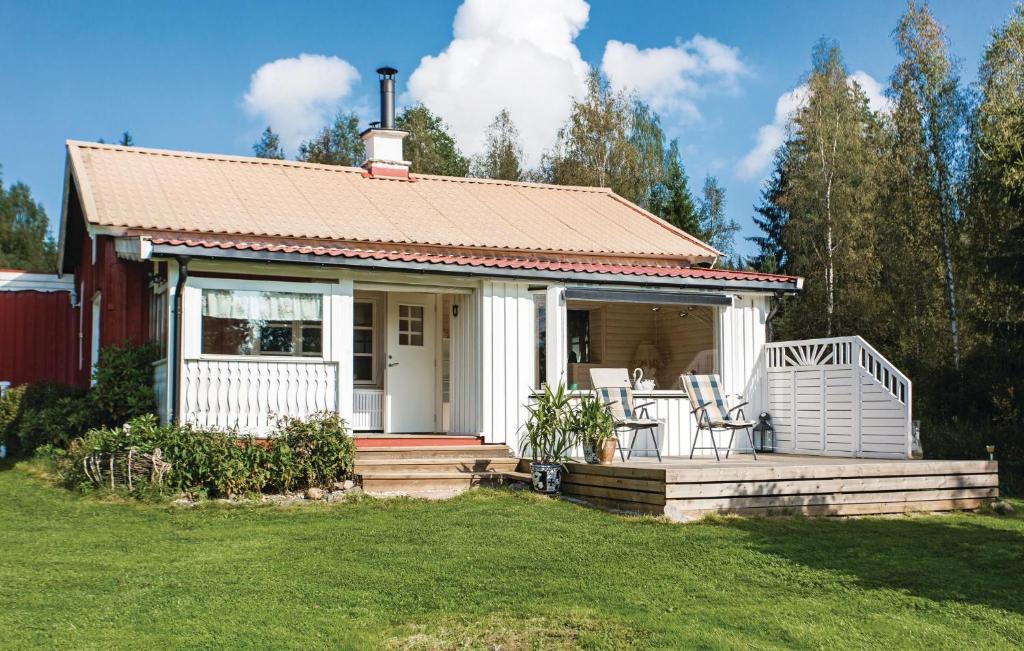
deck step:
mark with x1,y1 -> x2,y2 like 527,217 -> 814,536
354,435 -> 483,449
355,445 -> 513,460
358,471 -> 511,494
354,457 -> 520,473
501,471 -> 532,483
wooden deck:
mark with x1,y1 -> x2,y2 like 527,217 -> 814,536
560,455 -> 999,521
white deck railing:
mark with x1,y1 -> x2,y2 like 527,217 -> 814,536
765,336 -> 912,459
181,358 -> 339,434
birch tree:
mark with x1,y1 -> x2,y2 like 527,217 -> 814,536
541,69 -> 663,206
776,40 -> 882,339
471,109 -> 524,181
892,0 -> 969,367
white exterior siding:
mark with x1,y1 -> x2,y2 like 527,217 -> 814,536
717,293 -> 769,430
449,288 -> 481,434
479,281 -> 535,444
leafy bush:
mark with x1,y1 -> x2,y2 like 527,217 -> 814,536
8,341 -> 158,456
15,382 -> 91,453
271,412 -> 356,491
60,412 -> 355,499
0,385 -> 25,450
90,341 -> 159,428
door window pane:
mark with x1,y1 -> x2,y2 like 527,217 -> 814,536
398,304 -> 424,347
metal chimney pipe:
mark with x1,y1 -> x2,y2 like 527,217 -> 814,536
377,66 -> 398,130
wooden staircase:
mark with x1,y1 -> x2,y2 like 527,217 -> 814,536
354,443 -> 523,495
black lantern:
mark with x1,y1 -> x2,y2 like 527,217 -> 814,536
752,412 -> 774,453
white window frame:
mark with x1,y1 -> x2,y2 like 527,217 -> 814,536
184,277 -> 334,362
353,298 -> 378,385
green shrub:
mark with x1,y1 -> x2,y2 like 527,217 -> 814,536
15,382 -> 91,453
90,341 -> 159,428
271,412 -> 355,491
9,341 -> 158,456
0,385 -> 25,450
61,412 -> 355,499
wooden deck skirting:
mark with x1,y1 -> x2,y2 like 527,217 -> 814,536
559,457 -> 999,521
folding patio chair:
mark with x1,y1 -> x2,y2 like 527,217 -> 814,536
682,373 -> 757,461
589,368 -> 662,462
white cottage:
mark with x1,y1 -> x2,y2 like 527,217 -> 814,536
57,69 -> 915,465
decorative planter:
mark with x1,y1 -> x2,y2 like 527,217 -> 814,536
582,440 -> 599,464
597,439 -> 617,465
531,462 -> 563,494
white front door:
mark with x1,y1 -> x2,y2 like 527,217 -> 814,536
386,293 -> 437,432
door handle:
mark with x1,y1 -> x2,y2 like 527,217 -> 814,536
388,361 -> 399,367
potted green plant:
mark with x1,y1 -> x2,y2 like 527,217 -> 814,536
575,393 -> 617,464
519,383 -> 578,493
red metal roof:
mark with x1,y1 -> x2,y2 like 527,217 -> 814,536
150,237 -> 800,286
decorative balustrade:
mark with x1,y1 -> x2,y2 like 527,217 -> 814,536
181,358 -> 338,434
765,336 -> 911,459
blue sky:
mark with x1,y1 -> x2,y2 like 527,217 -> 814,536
0,0 -> 1016,257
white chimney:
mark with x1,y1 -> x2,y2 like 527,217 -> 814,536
361,66 -> 410,179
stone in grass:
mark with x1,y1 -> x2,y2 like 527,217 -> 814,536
305,487 -> 325,501
992,500 -> 1015,516
333,479 -> 356,491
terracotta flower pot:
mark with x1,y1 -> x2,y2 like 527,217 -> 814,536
597,439 -> 617,465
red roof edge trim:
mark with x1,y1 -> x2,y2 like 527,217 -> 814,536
149,237 -> 801,285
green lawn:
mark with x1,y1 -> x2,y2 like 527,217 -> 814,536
2,462 -> 1022,650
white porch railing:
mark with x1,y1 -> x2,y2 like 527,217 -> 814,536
181,358 -> 339,434
353,388 -> 384,431
765,336 -> 912,459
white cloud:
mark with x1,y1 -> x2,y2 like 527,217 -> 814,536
406,0 -> 591,167
736,71 -> 889,181
601,35 -> 748,122
244,54 -> 361,153
848,70 -> 892,115
736,85 -> 808,181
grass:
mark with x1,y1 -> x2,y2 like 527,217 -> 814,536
1,461 -> 1022,650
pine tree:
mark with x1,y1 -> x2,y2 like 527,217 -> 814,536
892,0 -> 969,367
253,127 -> 285,160
649,140 -> 700,235
471,109 -> 523,181
395,104 -> 470,176
298,112 -> 365,166
696,175 -> 739,257
749,149 -> 791,273
0,169 -> 56,272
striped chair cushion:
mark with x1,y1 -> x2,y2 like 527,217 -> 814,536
684,374 -> 731,422
598,386 -> 634,421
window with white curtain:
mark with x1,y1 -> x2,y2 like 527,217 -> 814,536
200,289 -> 323,357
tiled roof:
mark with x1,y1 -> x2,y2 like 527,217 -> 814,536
67,141 -> 718,261
150,237 -> 800,286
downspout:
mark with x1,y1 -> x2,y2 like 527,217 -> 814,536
764,291 -> 783,343
170,257 -> 189,424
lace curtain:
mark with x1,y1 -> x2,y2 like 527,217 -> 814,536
201,289 -> 322,321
